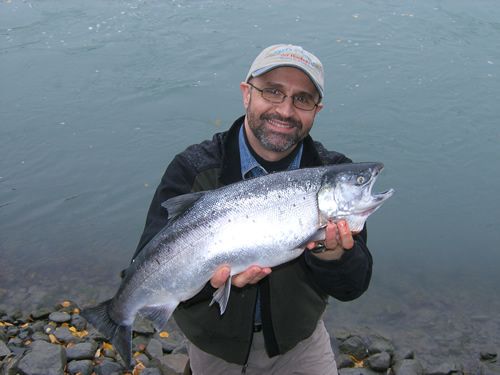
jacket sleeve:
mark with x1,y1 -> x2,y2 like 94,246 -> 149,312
303,225 -> 373,301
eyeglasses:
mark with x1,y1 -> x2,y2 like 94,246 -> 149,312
247,82 -> 320,111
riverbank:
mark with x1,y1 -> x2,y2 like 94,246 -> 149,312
0,300 -> 498,375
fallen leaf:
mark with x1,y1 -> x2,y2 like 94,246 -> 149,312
48,334 -> 59,344
102,342 -> 113,350
95,348 -> 101,358
20,323 -> 29,328
159,331 -> 169,338
61,301 -> 71,308
73,308 -> 80,314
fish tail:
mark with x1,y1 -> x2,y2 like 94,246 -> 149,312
81,300 -> 132,368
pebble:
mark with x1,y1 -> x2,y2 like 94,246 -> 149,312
366,351 -> 391,371
31,307 -> 53,320
156,353 -> 189,374
0,340 -> 11,358
94,359 -> 124,375
17,340 -> 66,375
66,341 -> 98,360
54,326 -> 80,343
141,368 -> 162,375
48,311 -> 72,323
339,335 -> 369,360
146,338 -> 164,360
67,359 -> 94,375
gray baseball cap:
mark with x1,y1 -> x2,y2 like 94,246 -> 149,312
245,44 -> 324,99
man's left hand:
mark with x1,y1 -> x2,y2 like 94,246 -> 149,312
306,220 -> 354,260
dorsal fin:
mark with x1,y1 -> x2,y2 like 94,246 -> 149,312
161,192 -> 205,220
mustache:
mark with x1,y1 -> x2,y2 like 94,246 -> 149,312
260,113 -> 302,129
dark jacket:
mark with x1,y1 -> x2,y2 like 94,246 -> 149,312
133,116 -> 373,364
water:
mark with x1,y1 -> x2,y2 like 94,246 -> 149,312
1,0 -> 499,366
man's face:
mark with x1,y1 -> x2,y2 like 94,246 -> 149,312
240,67 -> 323,161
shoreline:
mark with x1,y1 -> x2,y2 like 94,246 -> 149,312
1,300 -> 498,375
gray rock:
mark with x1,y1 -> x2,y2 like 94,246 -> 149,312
146,338 -> 164,360
339,368 -> 380,375
0,353 -> 22,375
141,368 -> 162,375
66,341 -> 98,360
339,336 -> 369,360
393,359 -> 424,375
48,311 -> 72,324
67,359 -> 94,375
103,348 -> 116,359
30,321 -> 46,333
31,332 -> 49,342
17,340 -> 66,375
0,340 -> 11,358
94,359 -> 124,375
31,307 -> 53,320
132,335 -> 150,353
54,326 -> 80,343
336,353 -> 355,369
480,349 -> 498,362
367,335 -> 395,355
70,314 -> 87,331
480,362 -> 500,375
156,353 -> 189,375
133,316 -> 155,334
366,351 -> 391,371
133,353 -> 150,367
393,349 -> 415,363
154,331 -> 186,353
425,362 -> 463,375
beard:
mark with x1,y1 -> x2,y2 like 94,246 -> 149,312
246,107 -> 307,153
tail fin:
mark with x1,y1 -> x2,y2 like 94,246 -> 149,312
81,300 -> 133,368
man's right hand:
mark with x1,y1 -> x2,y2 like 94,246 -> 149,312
210,265 -> 272,289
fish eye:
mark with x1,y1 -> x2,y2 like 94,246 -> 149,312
356,176 -> 365,185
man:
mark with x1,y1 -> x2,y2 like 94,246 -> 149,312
133,44 -> 373,374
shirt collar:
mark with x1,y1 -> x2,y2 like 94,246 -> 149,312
238,124 -> 303,179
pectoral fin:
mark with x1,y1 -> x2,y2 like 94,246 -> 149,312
209,275 -> 232,315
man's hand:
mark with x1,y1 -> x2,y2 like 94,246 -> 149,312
306,220 -> 355,260
210,265 -> 272,289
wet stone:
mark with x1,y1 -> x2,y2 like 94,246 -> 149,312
366,351 -> 391,371
146,338 -> 164,360
133,335 -> 150,352
67,359 -> 94,375
339,368 -> 380,375
8,336 -> 23,348
480,349 -> 498,361
31,332 -> 49,342
94,359 -> 124,375
336,353 -> 355,369
30,320 -> 46,333
54,326 -> 80,343
17,340 -> 66,375
393,349 -> 415,363
0,340 -> 11,358
154,331 -> 185,353
18,329 -> 31,340
103,348 -> 116,359
49,311 -> 72,324
156,353 -> 189,375
31,307 -> 53,320
6,326 -> 19,337
133,316 -> 155,335
393,359 -> 424,375
66,341 -> 98,360
426,362 -> 463,375
367,335 -> 395,355
70,314 -> 87,331
141,368 -> 162,375
339,335 -> 369,360
133,353 -> 150,367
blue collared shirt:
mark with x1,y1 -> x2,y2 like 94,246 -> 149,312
238,124 -> 304,323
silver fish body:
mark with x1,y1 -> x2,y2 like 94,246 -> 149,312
82,162 -> 393,367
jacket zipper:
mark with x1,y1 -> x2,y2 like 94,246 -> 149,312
241,287 -> 259,373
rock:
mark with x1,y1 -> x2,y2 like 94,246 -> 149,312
31,307 -> 53,320
103,348 -> 116,359
156,353 -> 189,375
0,340 -> 11,358
339,335 -> 369,360
366,335 -> 395,355
30,321 -> 46,333
425,362 -> 463,375
339,368 -> 380,375
94,359 -> 124,375
366,351 -> 391,371
133,353 -> 150,367
17,340 -> 66,375
0,354 -> 22,375
54,326 -> 80,343
133,316 -> 155,335
336,353 -> 355,369
480,349 -> 498,362
67,359 -> 94,375
154,331 -> 186,353
393,359 -> 424,375
31,332 -> 49,342
141,368 -> 162,375
86,326 -> 107,342
133,335 -> 150,352
146,338 -> 164,360
70,314 -> 87,331
393,349 -> 415,363
66,341 -> 98,360
480,362 -> 500,375
48,311 -> 72,324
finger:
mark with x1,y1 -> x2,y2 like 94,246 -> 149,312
337,220 -> 354,250
210,265 -> 230,288
324,222 -> 339,250
232,266 -> 271,288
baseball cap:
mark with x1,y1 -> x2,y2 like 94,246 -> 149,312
245,44 -> 324,99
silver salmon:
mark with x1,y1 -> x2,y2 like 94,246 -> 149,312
82,162 -> 394,366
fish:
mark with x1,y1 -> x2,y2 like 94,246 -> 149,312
81,162 -> 394,367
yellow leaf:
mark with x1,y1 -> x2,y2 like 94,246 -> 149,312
102,342 -> 113,350
0,322 -> 4,327
3,322 -> 13,327
48,334 -> 59,344
159,331 -> 169,338
20,323 -> 29,328
94,348 -> 101,358
69,326 -> 77,333
61,301 -> 71,308
73,308 -> 80,314
61,323 -> 69,328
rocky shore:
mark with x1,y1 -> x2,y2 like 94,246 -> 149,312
0,300 -> 498,375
